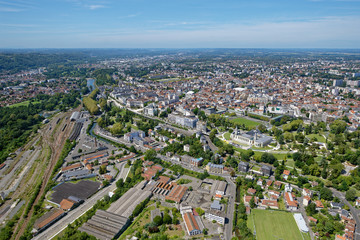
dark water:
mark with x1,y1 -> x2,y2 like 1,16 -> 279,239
87,78 -> 95,91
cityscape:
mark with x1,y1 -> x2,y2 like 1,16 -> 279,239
1,1 -> 360,240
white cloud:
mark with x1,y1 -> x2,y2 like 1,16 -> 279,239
84,16 -> 360,48
86,4 -> 105,10
1,16 -> 360,48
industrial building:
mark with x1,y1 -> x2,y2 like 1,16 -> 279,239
165,184 -> 188,203
79,210 -> 129,240
33,209 -> 66,233
107,183 -> 152,218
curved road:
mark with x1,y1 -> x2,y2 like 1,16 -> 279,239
331,188 -> 360,240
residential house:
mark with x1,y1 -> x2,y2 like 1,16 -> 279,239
259,199 -> 279,209
244,195 -> 258,207
247,188 -> 257,195
302,188 -> 312,198
315,200 -> 324,211
190,157 -> 203,167
206,163 -> 224,174
261,165 -> 272,176
284,192 -> 298,211
183,144 -> 190,152
330,202 -> 344,210
274,181 -> 282,189
283,170 -> 290,180
303,196 -> 311,207
238,161 -> 249,173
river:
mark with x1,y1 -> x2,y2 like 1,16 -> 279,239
87,78 -> 95,91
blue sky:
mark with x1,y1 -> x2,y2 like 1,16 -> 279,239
0,0 -> 360,48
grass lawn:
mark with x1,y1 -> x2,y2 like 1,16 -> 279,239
224,132 -> 231,140
230,117 -> 260,128
285,159 -> 295,168
247,209 -> 309,240
126,122 -> 139,130
271,152 -> 289,160
306,134 -> 326,143
8,100 -> 41,108
252,146 -> 272,150
119,205 -> 155,240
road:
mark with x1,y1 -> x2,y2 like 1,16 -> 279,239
331,188 -> 360,240
33,161 -> 131,240
297,196 -> 315,240
204,135 -> 218,152
224,176 -> 236,240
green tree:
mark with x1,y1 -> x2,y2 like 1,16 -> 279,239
320,187 -> 333,201
99,165 -> 107,174
306,202 -> 317,216
163,213 -> 172,224
145,149 -> 157,161
345,189 -> 357,201
153,215 -> 163,226
195,207 -> 205,216
250,196 -> 256,209
110,122 -> 123,135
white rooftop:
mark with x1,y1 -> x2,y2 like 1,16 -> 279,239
294,213 -> 309,233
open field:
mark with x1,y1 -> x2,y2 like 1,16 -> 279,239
230,117 -> 260,128
306,133 -> 326,143
234,147 -> 289,160
8,100 -> 41,108
224,132 -> 231,140
247,209 -> 310,240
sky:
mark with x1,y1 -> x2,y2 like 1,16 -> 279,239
0,0 -> 360,48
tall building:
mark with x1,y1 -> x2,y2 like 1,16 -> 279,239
333,79 -> 344,87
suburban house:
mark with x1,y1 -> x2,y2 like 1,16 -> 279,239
283,170 -> 290,180
238,161 -> 249,173
303,196 -> 311,207
284,192 -> 298,211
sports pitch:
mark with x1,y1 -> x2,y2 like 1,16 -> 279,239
247,209 -> 310,240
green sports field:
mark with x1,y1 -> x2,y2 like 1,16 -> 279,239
230,117 -> 260,128
247,209 -> 310,240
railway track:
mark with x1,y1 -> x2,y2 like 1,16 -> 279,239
14,107 -> 81,240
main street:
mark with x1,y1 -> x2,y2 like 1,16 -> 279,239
34,161 -> 131,240
224,176 -> 236,240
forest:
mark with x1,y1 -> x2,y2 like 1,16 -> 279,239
0,91 -> 81,164
0,52 -> 90,74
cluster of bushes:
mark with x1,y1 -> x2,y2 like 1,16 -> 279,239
233,202 -> 254,240
247,113 -> 270,121
83,96 -> 99,115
